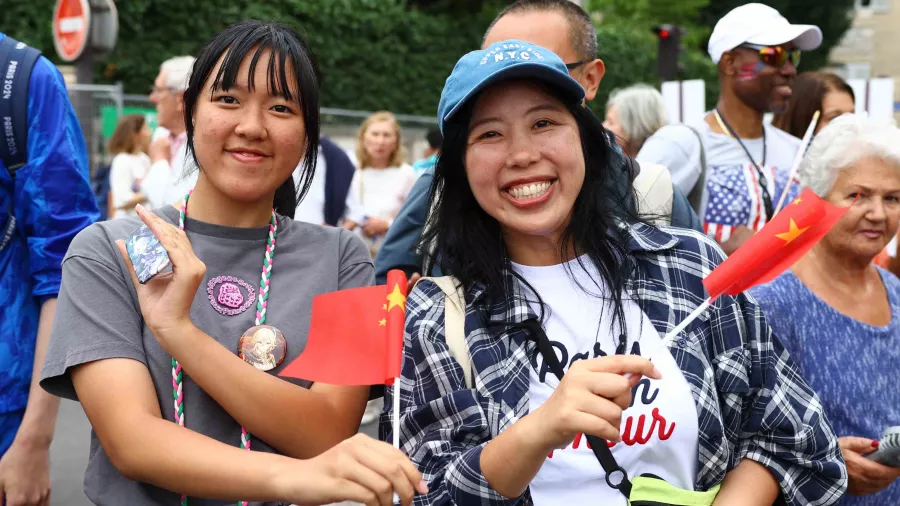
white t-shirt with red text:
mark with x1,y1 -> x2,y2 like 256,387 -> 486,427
514,257 -> 699,505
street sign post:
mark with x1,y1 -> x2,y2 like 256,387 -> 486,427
52,0 -> 91,62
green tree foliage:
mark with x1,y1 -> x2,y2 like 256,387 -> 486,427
3,0 -> 757,115
0,0 -> 502,115
591,24 -> 718,113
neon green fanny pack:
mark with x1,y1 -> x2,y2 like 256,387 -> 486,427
629,475 -> 721,506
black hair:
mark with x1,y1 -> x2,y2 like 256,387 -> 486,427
426,128 -> 443,150
422,80 -> 641,336
485,0 -> 597,62
183,20 -> 321,217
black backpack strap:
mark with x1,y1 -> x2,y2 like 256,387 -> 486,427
518,319 -> 633,497
0,36 -> 41,252
0,36 -> 42,178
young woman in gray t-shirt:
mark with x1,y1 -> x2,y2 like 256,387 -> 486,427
40,21 -> 426,506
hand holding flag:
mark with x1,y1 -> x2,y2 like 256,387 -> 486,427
280,269 -> 410,462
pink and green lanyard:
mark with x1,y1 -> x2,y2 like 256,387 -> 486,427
173,191 -> 278,506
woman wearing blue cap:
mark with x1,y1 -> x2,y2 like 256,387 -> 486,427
381,40 -> 846,505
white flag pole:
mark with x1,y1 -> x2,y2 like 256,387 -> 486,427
637,297 -> 713,370
391,379 -> 402,504
775,110 -> 820,214
661,298 -> 712,347
392,380 -> 401,449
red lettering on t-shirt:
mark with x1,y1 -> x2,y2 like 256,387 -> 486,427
619,408 -> 675,446
550,407 -> 677,456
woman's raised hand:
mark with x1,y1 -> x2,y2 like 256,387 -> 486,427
839,436 -> 900,496
115,204 -> 206,343
279,433 -> 428,506
526,355 -> 661,452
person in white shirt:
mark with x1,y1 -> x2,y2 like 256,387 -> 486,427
637,3 -> 822,254
108,114 -> 152,219
343,111 -> 417,253
143,56 -> 197,209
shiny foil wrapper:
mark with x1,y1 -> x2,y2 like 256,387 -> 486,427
125,224 -> 171,284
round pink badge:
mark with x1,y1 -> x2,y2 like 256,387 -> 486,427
207,276 -> 255,316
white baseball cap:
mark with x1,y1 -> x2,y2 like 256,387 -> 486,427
707,3 -> 822,64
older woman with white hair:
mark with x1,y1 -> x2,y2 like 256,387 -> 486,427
603,84 -> 668,157
751,114 -> 900,504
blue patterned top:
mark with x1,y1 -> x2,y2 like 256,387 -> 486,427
0,33 -> 99,414
751,268 -> 900,505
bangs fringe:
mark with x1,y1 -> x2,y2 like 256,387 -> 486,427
210,26 -> 301,103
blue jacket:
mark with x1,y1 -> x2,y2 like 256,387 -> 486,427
374,162 -> 703,284
0,33 -> 99,414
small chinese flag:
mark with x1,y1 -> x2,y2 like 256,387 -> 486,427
703,187 -> 849,299
280,270 -> 408,386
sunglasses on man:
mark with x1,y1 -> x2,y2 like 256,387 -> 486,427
737,43 -> 801,69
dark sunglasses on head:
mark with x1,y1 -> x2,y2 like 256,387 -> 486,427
565,60 -> 588,70
737,43 -> 801,69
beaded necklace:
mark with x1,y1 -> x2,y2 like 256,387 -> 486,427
173,191 -> 279,506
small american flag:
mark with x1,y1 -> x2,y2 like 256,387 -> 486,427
702,163 -> 800,243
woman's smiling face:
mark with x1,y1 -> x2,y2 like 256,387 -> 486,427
191,48 -> 307,204
464,80 -> 584,247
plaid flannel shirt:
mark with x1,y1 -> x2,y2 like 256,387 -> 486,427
381,222 -> 847,506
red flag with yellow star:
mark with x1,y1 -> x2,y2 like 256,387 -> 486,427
279,270 -> 408,386
703,188 -> 849,299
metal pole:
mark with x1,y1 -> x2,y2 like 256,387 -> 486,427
114,80 -> 124,114
73,46 -> 95,173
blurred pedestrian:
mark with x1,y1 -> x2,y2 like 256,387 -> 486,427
374,0 -> 702,285
343,111 -> 417,255
772,71 -> 855,138
292,136 -> 359,226
639,3 -> 822,254
0,32 -> 98,506
604,85 -> 677,224
411,128 -> 442,177
143,55 -> 197,209
40,21 -> 424,506
751,114 -> 900,505
108,114 -> 153,219
603,84 -> 668,158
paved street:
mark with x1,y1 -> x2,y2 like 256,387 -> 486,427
49,400 -> 91,506
49,399 -> 378,506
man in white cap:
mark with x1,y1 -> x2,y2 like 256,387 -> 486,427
637,3 -> 822,254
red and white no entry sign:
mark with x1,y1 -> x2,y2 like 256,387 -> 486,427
52,0 -> 91,62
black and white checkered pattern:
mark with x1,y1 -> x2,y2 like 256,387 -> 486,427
381,222 -> 847,506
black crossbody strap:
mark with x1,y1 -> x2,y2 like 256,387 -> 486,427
518,319 -> 633,497
713,108 -> 774,221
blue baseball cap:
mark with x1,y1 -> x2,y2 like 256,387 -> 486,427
437,39 -> 585,134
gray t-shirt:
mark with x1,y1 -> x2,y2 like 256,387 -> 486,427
41,205 -> 374,506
